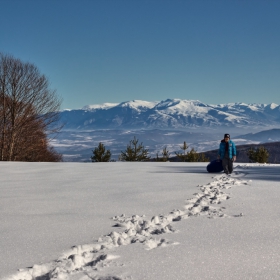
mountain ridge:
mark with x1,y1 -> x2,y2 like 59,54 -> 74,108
59,99 -> 280,130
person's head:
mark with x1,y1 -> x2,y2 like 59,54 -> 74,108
224,133 -> 230,142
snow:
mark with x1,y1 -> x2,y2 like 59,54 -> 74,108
80,100 -> 158,112
222,113 -> 246,122
1,162 -> 280,279
82,103 -> 119,110
117,100 -> 158,111
216,103 -> 264,111
154,99 -> 210,116
267,103 -> 279,109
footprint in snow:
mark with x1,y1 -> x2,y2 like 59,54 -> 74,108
6,170 -> 251,280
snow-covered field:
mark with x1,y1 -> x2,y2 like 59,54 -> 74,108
1,162 -> 280,279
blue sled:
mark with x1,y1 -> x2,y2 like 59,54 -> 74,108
207,159 -> 224,173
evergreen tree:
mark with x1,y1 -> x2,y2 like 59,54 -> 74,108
156,151 -> 159,162
199,153 -> 210,162
247,146 -> 269,163
181,141 -> 188,154
258,147 -> 268,162
175,141 -> 209,162
120,136 -> 150,161
162,146 -> 171,162
91,142 -> 111,162
175,141 -> 189,162
186,148 -> 200,162
247,148 -> 255,162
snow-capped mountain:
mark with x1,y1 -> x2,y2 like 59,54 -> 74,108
59,99 -> 280,130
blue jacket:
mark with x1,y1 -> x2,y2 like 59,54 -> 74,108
218,139 -> 236,159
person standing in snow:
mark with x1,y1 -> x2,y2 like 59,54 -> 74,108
218,133 -> 236,175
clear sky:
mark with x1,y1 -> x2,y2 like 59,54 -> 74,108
1,0 -> 280,109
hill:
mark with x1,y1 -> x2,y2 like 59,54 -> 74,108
201,141 -> 280,163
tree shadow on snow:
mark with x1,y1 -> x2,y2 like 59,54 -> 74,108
237,166 -> 280,182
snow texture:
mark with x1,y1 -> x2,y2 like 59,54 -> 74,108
1,162 -> 280,279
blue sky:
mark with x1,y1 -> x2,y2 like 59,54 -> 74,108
1,0 -> 280,109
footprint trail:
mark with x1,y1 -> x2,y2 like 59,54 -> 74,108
5,171 -> 250,280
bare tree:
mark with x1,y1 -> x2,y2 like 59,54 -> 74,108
0,53 -> 62,161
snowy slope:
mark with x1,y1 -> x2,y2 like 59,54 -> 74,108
82,103 -> 119,110
1,162 -> 280,279
58,99 -> 280,130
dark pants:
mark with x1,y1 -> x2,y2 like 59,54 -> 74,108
222,155 -> 233,174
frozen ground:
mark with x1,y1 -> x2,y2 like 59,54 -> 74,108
1,162 -> 280,279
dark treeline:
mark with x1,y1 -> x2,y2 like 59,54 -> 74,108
91,137 -> 210,162
91,138 -> 275,163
